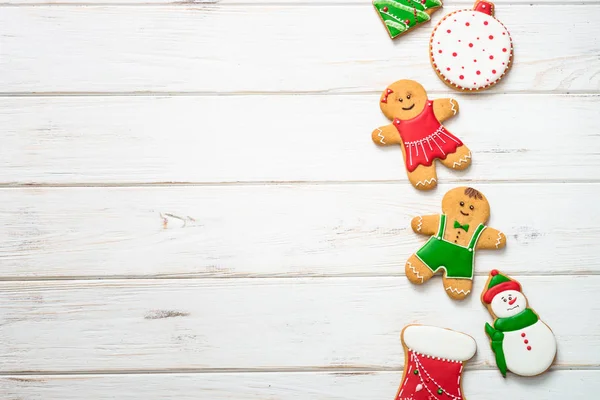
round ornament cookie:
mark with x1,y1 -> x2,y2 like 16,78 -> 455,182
429,1 -> 513,91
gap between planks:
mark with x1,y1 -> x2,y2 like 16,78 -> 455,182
0,90 -> 600,97
2,178 -> 600,188
2,365 -> 599,377
2,271 -> 600,282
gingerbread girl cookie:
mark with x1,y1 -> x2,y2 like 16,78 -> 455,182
395,325 -> 476,400
371,80 -> 471,190
429,1 -> 513,91
482,270 -> 557,377
406,187 -> 506,300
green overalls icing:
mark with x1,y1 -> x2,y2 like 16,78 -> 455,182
415,214 -> 486,279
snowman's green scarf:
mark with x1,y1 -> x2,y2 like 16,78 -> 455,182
485,308 -> 539,377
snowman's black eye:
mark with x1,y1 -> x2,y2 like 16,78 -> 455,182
503,298 -> 507,302
460,201 -> 465,206
470,205 -> 474,210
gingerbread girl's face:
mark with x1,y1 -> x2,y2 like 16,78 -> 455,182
442,187 -> 491,226
379,80 -> 428,121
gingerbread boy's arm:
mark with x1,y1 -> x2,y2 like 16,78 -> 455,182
476,227 -> 507,250
433,98 -> 459,123
371,124 -> 402,147
411,214 -> 440,236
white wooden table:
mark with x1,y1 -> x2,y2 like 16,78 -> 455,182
1,0 -> 599,398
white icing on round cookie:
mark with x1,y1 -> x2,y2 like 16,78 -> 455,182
430,10 -> 513,90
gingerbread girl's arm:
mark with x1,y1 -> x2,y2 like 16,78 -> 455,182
476,227 -> 507,250
411,214 -> 440,236
371,124 -> 402,146
433,98 -> 459,123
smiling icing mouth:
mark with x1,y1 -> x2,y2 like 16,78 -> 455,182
402,104 -> 415,111
460,211 -> 469,216
507,305 -> 520,311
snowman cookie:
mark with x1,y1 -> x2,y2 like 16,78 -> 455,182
395,325 -> 476,400
371,80 -> 471,190
482,270 -> 557,377
430,1 -> 513,91
406,187 -> 506,300
373,0 -> 443,39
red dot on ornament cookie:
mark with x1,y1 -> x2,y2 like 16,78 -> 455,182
489,35 -> 494,40
453,52 -> 457,57
492,69 -> 497,74
466,22 -> 470,26
484,21 -> 488,26
459,75 -> 464,80
489,55 -> 494,60
476,71 -> 481,75
447,29 -> 452,33
469,43 -> 473,48
502,48 -> 507,52
439,50 -> 443,54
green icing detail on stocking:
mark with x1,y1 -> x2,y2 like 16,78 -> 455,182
373,0 -> 441,38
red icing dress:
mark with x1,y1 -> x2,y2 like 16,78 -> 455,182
393,100 -> 463,172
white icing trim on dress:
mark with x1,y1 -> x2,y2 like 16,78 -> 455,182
452,151 -> 471,168
376,128 -> 386,144
403,325 -> 476,361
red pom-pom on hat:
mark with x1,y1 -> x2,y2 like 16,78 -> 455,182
490,269 -> 499,276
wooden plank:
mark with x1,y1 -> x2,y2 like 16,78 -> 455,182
1,5 -> 599,93
1,370 -> 598,400
3,0 -> 594,5
1,183 -> 598,278
0,276 -> 597,372
1,95 -> 599,184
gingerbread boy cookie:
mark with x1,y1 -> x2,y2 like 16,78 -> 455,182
430,1 -> 513,91
406,187 -> 506,300
373,0 -> 442,39
482,270 -> 557,377
395,325 -> 476,400
371,80 -> 471,190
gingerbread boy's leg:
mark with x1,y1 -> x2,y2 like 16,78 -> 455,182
406,164 -> 438,191
442,276 -> 473,300
405,254 -> 434,284
439,144 -> 472,171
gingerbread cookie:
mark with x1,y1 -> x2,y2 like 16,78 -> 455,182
482,270 -> 557,377
395,325 -> 476,400
430,1 -> 513,91
371,80 -> 471,190
406,187 -> 506,300
373,0 -> 442,39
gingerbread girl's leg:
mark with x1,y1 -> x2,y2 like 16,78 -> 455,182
406,164 -> 438,190
405,254 -> 434,284
442,276 -> 473,300
439,144 -> 472,171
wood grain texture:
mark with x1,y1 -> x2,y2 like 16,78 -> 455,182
1,95 -> 599,184
0,276 -> 596,372
1,370 -> 599,400
1,5 -> 599,93
1,183 -> 599,278
3,0 -> 593,4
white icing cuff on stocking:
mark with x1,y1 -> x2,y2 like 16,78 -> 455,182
402,325 -> 476,362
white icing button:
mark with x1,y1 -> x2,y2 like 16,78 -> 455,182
430,10 -> 512,90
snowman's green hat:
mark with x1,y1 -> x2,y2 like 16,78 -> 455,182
482,270 -> 521,304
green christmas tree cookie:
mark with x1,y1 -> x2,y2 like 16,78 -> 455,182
373,0 -> 443,39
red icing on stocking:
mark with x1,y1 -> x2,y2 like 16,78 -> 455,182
396,350 -> 465,400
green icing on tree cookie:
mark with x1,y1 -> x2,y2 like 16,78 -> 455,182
373,0 -> 442,39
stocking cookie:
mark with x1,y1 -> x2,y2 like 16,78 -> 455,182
395,325 -> 476,400
482,270 -> 557,377
406,187 -> 506,300
430,1 -> 513,91
373,0 -> 442,39
371,80 -> 471,190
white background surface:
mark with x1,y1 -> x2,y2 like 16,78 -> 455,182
1,0 -> 599,398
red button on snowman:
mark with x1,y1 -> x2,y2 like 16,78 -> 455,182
430,1 -> 513,91
481,270 -> 557,377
